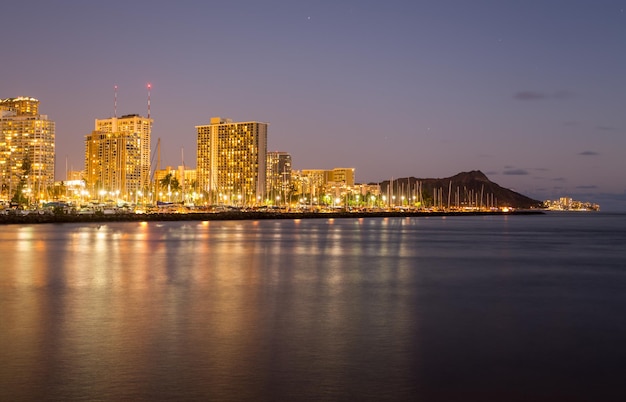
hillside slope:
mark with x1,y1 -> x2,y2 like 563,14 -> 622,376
377,170 -> 542,209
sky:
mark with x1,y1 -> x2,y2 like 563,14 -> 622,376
2,0 -> 625,210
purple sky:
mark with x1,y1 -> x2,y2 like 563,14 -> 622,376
3,1 -> 625,209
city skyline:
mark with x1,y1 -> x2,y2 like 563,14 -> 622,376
2,1 -> 625,210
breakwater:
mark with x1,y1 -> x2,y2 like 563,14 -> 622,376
0,209 -> 543,225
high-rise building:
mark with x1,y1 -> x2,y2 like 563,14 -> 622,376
0,97 -> 55,202
196,117 -> 267,205
84,114 -> 152,200
266,151 -> 292,203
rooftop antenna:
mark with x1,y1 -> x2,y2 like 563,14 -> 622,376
114,84 -> 118,118
147,83 -> 151,119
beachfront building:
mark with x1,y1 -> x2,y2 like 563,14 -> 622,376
266,151 -> 292,205
0,97 -> 55,203
297,169 -> 331,203
196,117 -> 267,205
84,114 -> 152,202
293,168 -> 358,206
329,168 -> 355,186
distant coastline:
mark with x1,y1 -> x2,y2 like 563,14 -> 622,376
0,209 -> 544,225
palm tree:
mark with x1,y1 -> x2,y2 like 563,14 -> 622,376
159,173 -> 181,202
11,157 -> 32,207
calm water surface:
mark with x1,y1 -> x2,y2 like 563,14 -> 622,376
1,213 -> 625,401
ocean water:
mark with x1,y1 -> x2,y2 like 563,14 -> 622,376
1,213 -> 625,401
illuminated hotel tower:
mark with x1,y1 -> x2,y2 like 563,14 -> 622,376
196,117 -> 267,205
0,97 -> 55,202
85,114 -> 152,200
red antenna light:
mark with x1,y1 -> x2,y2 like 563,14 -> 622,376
147,83 -> 151,119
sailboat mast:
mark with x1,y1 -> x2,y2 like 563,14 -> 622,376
157,138 -> 161,171
181,147 -> 185,200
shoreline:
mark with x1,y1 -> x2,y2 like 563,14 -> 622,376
0,209 -> 544,225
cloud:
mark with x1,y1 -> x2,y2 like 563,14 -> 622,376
578,151 -> 599,156
552,177 -> 567,182
576,185 -> 598,190
502,169 -> 529,175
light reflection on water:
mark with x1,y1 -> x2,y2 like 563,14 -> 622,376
1,215 -> 626,401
